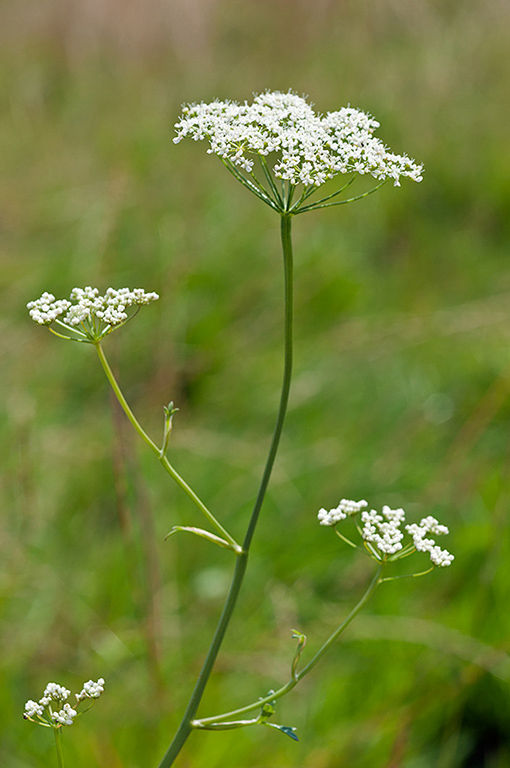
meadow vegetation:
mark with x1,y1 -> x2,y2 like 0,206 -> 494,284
1,1 -> 510,765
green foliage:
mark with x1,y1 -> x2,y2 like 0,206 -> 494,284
2,1 -> 510,765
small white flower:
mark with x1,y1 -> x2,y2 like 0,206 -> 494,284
361,505 -> 406,555
429,545 -> 455,568
39,682 -> 70,706
27,293 -> 72,325
24,700 -> 44,719
76,677 -> 105,701
317,498 -> 367,526
51,703 -> 77,726
406,516 -> 454,567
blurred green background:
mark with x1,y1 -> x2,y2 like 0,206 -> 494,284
1,0 -> 510,766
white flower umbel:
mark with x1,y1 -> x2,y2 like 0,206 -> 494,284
319,497 -> 454,569
23,677 -> 106,728
27,286 -> 159,343
406,516 -> 455,567
174,91 -> 423,213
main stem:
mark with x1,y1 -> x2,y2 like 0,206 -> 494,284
156,214 -> 294,767
53,728 -> 65,768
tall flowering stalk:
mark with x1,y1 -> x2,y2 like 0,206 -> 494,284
25,92 -> 454,767
160,90 -> 426,765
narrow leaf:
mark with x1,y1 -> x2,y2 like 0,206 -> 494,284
291,629 -> 307,679
165,526 -> 235,551
264,723 -> 299,741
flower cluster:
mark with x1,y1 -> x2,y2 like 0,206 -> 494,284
174,91 -> 423,188
26,293 -> 72,325
361,506 -> 406,555
23,678 -> 105,728
318,499 -> 454,568
75,678 -> 105,701
318,498 -> 368,526
406,516 -> 455,567
27,287 -> 158,342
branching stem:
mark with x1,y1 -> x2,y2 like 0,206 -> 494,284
194,565 -> 383,727
155,213 -> 294,767
95,343 -> 240,551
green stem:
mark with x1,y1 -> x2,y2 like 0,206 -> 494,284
194,565 -> 383,726
291,174 -> 357,212
288,184 -> 317,213
297,565 -> 382,677
156,214 -> 294,767
95,343 -> 240,551
334,529 -> 360,549
380,566 -> 434,582
243,215 -> 294,551
285,183 -> 296,210
54,319 -> 88,336
295,180 -> 387,214
221,159 -> 280,211
259,156 -> 284,208
53,728 -> 65,768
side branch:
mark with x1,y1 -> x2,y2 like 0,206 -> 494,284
95,342 -> 239,549
194,565 -> 383,727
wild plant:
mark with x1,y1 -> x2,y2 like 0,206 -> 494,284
25,91 -> 452,767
